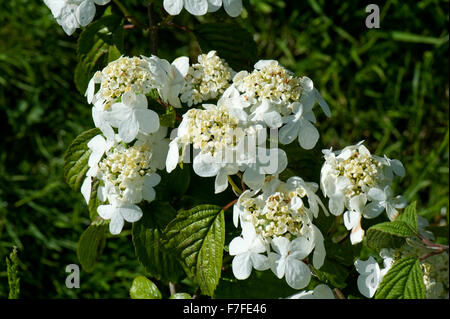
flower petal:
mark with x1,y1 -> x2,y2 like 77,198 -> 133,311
163,0 -> 184,15
223,0 -> 242,17
278,118 -> 298,145
109,211 -> 125,235
135,109 -> 160,134
76,0 -> 96,27
232,253 -> 252,280
118,112 -> 139,143
97,204 -> 115,220
363,201 -> 385,219
298,119 -> 319,150
193,152 -> 220,177
119,205 -> 143,223
184,0 -> 208,15
285,258 -> 311,289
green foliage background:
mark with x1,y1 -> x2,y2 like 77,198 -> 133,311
0,0 -> 448,298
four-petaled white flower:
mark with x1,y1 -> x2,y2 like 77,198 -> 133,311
44,0 -> 111,35
354,252 -> 394,298
163,0 -> 242,17
364,185 -> 407,221
101,91 -> 160,143
229,221 -> 269,280
268,236 -> 313,289
145,56 -> 190,108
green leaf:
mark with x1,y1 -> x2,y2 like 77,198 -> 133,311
164,205 -> 225,296
76,222 -> 108,272
6,247 -> 20,299
366,227 -> 405,250
194,23 -> 257,71
129,276 -> 162,299
375,257 -> 426,299
366,219 -> 418,250
312,259 -> 349,289
369,220 -> 417,238
132,201 -> 184,283
63,128 -> 101,192
88,179 -> 102,220
75,14 -> 123,95
397,201 -> 418,231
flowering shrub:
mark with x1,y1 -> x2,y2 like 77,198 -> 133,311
48,0 -> 448,299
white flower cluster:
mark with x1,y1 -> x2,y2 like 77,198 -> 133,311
180,51 -> 235,106
81,129 -> 168,235
163,0 -> 243,17
229,176 -> 327,290
355,217 -> 449,299
80,54 -> 189,234
167,56 -> 329,194
320,141 -> 406,244
44,0 -> 110,35
233,60 -> 331,149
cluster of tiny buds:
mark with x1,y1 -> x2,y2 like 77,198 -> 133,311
233,62 -> 302,113
98,56 -> 153,106
243,187 -> 309,239
98,144 -> 152,194
337,149 -> 383,197
182,107 -> 242,155
180,51 -> 234,106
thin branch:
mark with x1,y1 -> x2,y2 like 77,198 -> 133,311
147,1 -> 158,55
222,199 -> 238,212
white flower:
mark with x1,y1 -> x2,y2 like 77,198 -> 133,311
234,176 -> 327,242
229,221 -> 269,280
134,127 -> 170,172
354,253 -> 394,298
180,51 -> 235,107
163,0 -> 243,17
165,102 -> 248,193
268,236 -> 313,289
279,101 -> 319,149
288,284 -> 335,299
145,55 -> 189,108
44,0 -> 111,35
239,147 -> 288,191
102,91 -> 160,143
86,56 -> 156,107
364,185 -> 407,221
320,142 -> 406,244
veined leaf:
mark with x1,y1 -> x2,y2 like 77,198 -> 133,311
164,205 -> 225,296
132,201 -> 184,283
397,201 -> 418,231
129,276 -> 162,299
63,128 -> 101,192
375,257 -> 426,299
76,222 -> 108,272
368,220 -> 417,238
